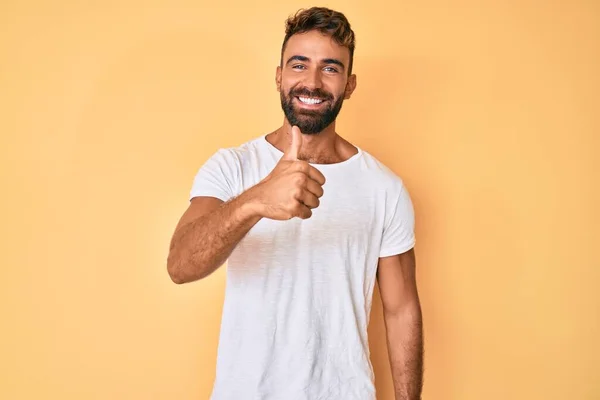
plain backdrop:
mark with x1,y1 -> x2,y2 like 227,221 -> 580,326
1,0 -> 598,399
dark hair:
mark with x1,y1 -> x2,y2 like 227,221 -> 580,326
281,7 -> 356,74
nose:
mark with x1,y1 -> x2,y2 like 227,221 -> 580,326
303,68 -> 322,90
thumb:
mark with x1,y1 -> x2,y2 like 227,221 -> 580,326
283,125 -> 302,160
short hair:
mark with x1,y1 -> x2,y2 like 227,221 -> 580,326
280,7 -> 356,75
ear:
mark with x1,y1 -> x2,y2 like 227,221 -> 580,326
344,74 -> 357,99
275,66 -> 282,92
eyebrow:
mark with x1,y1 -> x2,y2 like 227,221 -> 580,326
285,55 -> 346,71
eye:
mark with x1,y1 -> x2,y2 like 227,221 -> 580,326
324,66 -> 338,73
292,64 -> 306,70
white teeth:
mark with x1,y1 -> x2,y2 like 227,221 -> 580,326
298,96 -> 323,105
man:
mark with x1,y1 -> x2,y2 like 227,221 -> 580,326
167,7 -> 423,400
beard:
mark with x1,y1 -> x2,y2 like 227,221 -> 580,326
280,86 -> 345,135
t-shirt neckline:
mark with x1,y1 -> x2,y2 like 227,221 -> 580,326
259,134 -> 363,169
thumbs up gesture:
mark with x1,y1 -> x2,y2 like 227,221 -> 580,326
252,126 -> 326,220
284,125 -> 304,161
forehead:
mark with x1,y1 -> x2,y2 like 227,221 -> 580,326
283,30 -> 350,64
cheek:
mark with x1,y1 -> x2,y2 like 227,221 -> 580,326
282,77 -> 301,91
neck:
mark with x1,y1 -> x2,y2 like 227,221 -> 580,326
271,119 -> 341,163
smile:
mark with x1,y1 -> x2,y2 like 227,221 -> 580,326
297,96 -> 325,105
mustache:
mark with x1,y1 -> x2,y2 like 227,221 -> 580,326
289,87 -> 333,101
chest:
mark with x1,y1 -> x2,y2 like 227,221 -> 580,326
241,175 -> 385,255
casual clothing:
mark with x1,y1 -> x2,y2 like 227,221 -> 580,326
190,135 -> 415,400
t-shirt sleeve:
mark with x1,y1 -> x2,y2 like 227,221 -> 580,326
379,181 -> 416,257
189,149 -> 239,202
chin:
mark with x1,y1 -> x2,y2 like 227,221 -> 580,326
297,121 -> 332,135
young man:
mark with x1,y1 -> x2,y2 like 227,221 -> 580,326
167,7 -> 423,400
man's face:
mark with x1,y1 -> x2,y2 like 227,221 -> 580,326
277,30 -> 356,134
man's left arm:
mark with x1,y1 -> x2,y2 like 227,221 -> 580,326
377,248 -> 423,400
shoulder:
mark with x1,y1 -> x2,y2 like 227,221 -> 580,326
358,150 -> 407,193
208,135 -> 266,166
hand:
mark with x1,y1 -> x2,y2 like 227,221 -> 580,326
251,126 -> 326,220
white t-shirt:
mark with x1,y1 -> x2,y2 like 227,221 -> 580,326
190,134 -> 415,400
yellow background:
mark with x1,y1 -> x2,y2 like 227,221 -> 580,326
1,1 -> 598,399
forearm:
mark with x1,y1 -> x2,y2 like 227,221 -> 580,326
167,190 -> 262,284
384,302 -> 424,400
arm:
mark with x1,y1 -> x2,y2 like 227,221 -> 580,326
377,248 -> 424,400
167,126 -> 326,284
167,191 -> 262,284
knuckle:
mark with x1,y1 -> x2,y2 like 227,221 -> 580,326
289,199 -> 300,210
294,173 -> 307,186
296,161 -> 309,172
293,203 -> 304,216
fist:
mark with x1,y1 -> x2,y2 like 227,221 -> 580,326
253,126 -> 326,220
